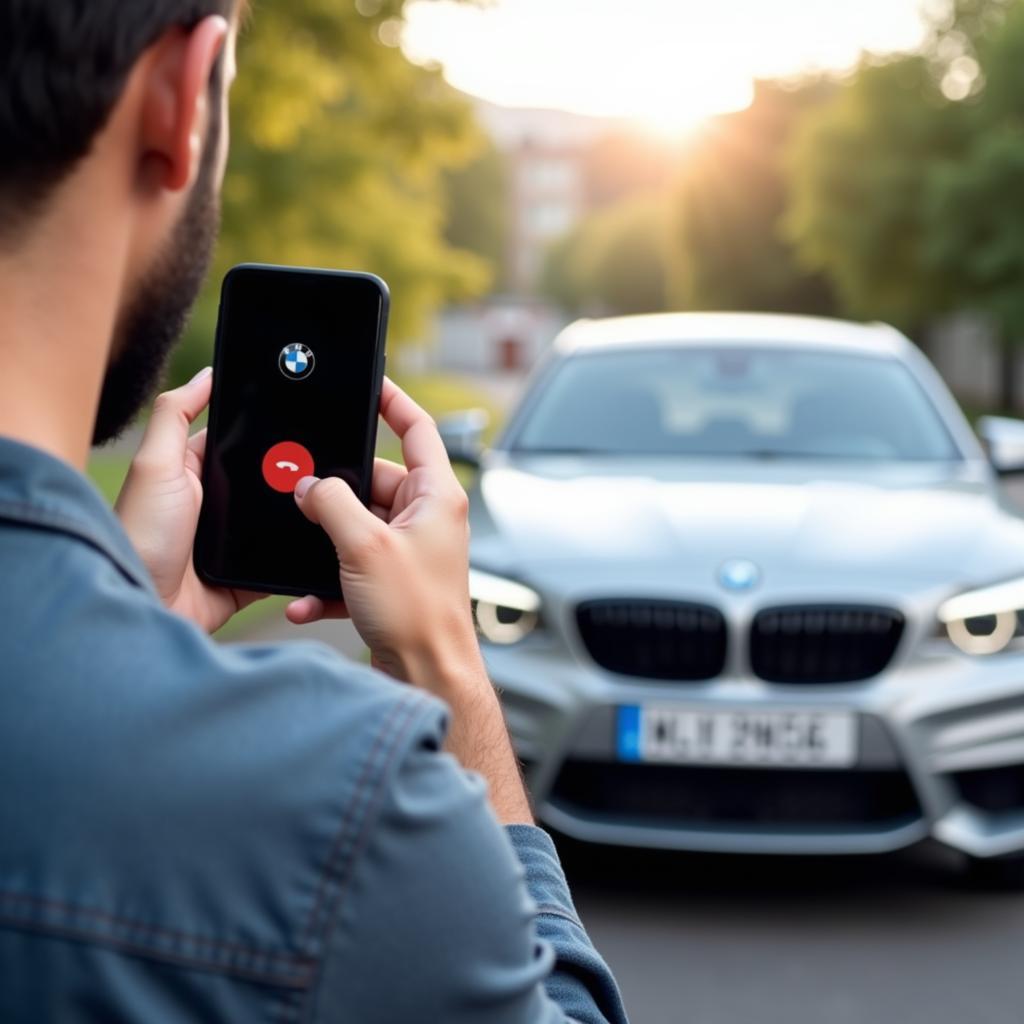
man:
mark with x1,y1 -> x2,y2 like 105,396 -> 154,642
0,3 -> 627,1021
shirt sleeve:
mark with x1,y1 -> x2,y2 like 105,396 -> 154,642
504,825 -> 627,1024
308,701 -> 628,1024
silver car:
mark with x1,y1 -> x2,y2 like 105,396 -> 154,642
442,313 -> 1024,882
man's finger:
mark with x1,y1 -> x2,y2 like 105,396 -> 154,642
379,377 -> 451,475
294,475 -> 384,558
187,428 -> 208,461
285,595 -> 350,624
134,367 -> 213,471
371,458 -> 406,509
185,428 -> 208,478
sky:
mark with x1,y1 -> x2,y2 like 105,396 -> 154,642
402,0 -> 936,132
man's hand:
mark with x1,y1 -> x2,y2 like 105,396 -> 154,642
115,368 -> 266,634
288,378 -> 533,825
287,376 -> 477,683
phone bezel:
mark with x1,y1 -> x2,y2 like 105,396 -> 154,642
193,263 -> 389,600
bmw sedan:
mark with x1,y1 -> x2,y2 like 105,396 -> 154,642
442,312 -> 1024,881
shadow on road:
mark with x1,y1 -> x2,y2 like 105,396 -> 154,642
553,837 -> 1024,1024
557,834 -> 975,909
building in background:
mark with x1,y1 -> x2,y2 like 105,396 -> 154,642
416,298 -> 568,375
475,100 -> 677,294
420,99 -> 680,376
475,102 -> 618,293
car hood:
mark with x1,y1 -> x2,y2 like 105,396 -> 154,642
469,454 -> 1024,590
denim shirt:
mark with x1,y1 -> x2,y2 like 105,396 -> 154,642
0,437 -> 627,1024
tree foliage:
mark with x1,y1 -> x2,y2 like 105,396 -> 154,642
784,0 -> 1024,352
784,57 -> 964,335
442,137 -> 510,292
541,194 -> 671,316
672,79 -> 837,316
925,1 -> 1024,340
173,0 -> 490,381
543,84 -> 838,320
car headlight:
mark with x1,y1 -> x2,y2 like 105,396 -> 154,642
469,569 -> 541,645
938,578 -> 1024,655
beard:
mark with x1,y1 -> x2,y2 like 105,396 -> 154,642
92,115 -> 222,447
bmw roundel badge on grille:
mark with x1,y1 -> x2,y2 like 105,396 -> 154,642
718,559 -> 761,592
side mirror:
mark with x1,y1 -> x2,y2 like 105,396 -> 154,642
978,416 -> 1024,476
438,409 -> 490,469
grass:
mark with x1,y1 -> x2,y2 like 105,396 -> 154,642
400,373 -> 503,439
215,596 -> 290,641
88,451 -> 132,504
959,401 -> 1008,427
87,371 -> 506,642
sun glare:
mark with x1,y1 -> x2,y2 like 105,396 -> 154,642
402,0 -> 930,129
632,84 -> 755,139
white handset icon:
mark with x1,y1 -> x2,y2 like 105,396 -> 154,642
276,460 -> 300,473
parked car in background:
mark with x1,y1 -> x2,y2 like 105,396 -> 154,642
442,312 -> 1024,884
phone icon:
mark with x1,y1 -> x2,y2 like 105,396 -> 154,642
262,441 -> 315,494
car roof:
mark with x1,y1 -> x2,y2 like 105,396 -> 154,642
553,312 -> 910,358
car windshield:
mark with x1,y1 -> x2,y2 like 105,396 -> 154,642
512,347 -> 960,461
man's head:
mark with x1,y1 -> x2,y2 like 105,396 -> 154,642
0,1 -> 241,444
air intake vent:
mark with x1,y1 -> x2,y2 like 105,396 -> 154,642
576,599 -> 727,681
750,605 -> 904,684
551,761 -> 922,830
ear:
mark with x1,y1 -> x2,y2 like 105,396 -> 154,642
138,16 -> 230,193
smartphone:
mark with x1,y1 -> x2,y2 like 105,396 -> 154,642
194,264 -> 389,599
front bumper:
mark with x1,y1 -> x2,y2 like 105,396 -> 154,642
486,639 -> 1024,857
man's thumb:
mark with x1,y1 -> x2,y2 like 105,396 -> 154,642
294,476 -> 381,558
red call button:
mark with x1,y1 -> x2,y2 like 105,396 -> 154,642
262,441 -> 315,494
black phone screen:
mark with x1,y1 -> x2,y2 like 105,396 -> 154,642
195,265 -> 388,599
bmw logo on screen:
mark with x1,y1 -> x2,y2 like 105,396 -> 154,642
279,343 -> 315,381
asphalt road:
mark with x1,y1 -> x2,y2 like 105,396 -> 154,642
559,840 -> 1024,1024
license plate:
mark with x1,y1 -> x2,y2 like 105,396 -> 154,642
617,705 -> 857,768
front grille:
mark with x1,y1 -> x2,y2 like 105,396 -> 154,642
953,765 -> 1024,815
576,599 -> 727,681
550,760 -> 922,830
750,605 -> 904,684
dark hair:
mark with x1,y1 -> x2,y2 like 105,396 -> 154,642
0,0 -> 236,233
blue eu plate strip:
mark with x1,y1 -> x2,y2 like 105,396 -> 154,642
617,705 -> 642,762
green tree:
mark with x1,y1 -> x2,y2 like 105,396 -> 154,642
672,79 -> 837,316
541,194 -> 671,316
442,138 -> 510,292
784,57 -> 963,338
785,0 -> 1024,404
173,0 -> 490,382
925,1 -> 1024,408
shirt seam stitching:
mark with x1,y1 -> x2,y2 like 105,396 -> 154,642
299,693 -> 431,1022
298,692 -> 427,952
319,695 -> 429,914
0,893 -> 313,982
0,909 -> 315,987
534,904 -> 584,927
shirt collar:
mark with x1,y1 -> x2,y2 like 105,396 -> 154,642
0,436 -> 155,593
